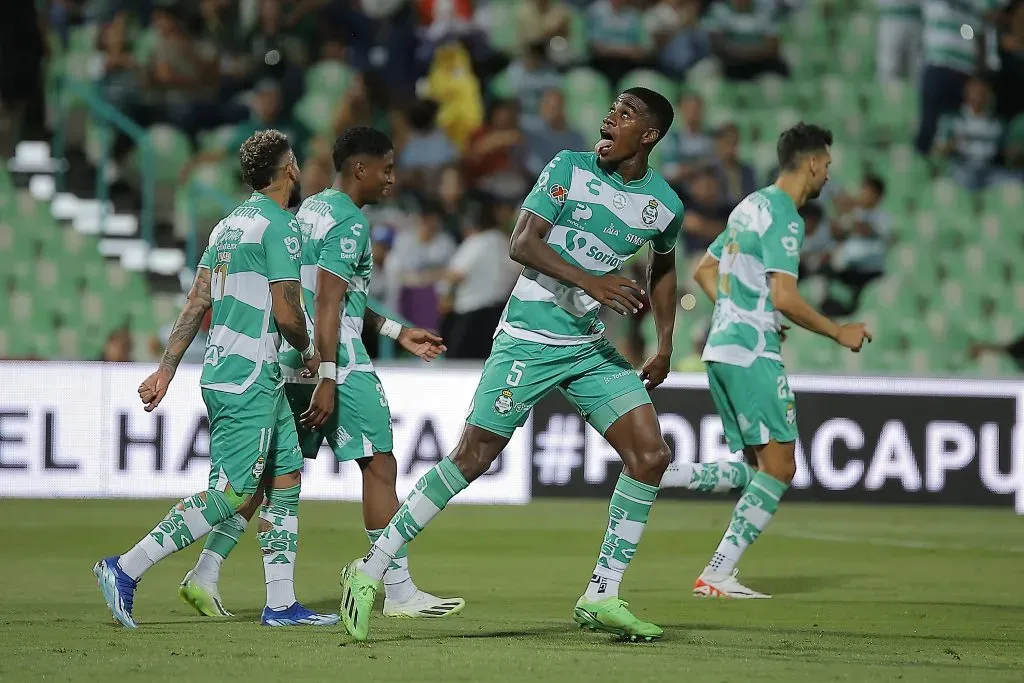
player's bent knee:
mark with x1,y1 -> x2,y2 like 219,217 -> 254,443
759,443 -> 797,484
452,425 -> 509,482
628,441 -> 672,481
359,452 -> 398,483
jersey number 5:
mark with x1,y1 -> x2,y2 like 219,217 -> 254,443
506,360 -> 526,387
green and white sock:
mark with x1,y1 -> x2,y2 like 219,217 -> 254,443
584,473 -> 659,601
119,489 -> 237,580
660,460 -> 755,492
708,472 -> 789,574
258,484 -> 300,610
192,513 -> 248,586
367,528 -> 416,603
362,458 -> 468,581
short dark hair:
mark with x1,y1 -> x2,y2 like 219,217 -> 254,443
621,87 -> 674,145
863,173 -> 886,198
777,122 -> 833,171
239,129 -> 291,191
487,98 -> 518,123
406,99 -> 439,132
332,126 -> 394,172
715,122 -> 739,139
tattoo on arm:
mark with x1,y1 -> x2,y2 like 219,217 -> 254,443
363,307 -> 386,335
272,280 -> 312,351
159,268 -> 213,375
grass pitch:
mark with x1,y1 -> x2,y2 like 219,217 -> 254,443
3,499 -> 1023,682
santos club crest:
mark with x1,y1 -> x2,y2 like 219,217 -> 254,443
642,199 -> 659,226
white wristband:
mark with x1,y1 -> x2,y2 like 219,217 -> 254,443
300,341 -> 316,361
380,318 -> 402,340
318,362 -> 337,380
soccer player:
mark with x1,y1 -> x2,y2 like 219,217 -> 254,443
685,123 -> 871,598
339,87 -> 684,642
178,127 -> 465,620
93,130 -> 339,628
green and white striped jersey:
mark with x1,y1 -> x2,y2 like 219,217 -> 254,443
508,150 -> 683,345
922,0 -> 999,74
702,185 -> 803,368
198,191 -> 303,394
279,188 -> 374,383
878,0 -> 921,20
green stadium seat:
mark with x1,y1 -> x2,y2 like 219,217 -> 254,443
564,68 -> 611,140
618,70 -> 679,103
981,182 -> 1023,221
565,68 -> 612,104
563,8 -> 590,63
197,124 -> 238,153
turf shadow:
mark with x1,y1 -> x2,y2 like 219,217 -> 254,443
666,622 -> 1024,646
739,573 -> 858,595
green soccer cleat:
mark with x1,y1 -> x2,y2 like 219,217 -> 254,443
178,571 -> 234,617
339,560 -> 380,642
573,596 -> 663,642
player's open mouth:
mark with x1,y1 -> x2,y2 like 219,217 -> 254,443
595,130 -> 614,157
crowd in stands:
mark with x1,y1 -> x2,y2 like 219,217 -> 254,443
1,0 -> 1023,368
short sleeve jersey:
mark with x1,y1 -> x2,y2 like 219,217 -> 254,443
198,192 -> 302,393
279,188 -> 375,383
705,0 -> 779,43
507,150 -> 683,345
702,185 -> 803,368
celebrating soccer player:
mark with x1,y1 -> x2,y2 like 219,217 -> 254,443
338,87 -> 684,642
682,123 -> 871,598
93,130 -> 339,628
179,127 -> 464,620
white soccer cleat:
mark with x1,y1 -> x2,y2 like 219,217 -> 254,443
693,568 -> 771,599
178,571 -> 234,617
382,590 -> 465,618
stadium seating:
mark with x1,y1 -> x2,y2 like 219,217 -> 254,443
2,1 -> 1020,375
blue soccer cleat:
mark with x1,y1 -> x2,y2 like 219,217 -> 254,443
93,556 -> 139,629
261,602 -> 340,627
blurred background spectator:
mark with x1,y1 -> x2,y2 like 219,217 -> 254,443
933,76 -> 1011,190
0,0 -> 1021,379
797,202 -> 834,278
712,122 -> 757,207
464,98 -> 528,201
0,0 -> 46,158
387,200 -> 458,332
524,88 -> 585,175
706,0 -> 787,80
587,0 -> 653,84
876,0 -> 922,84
397,99 -> 458,193
438,205 -> 520,359
645,0 -> 707,77
504,41 -> 563,127
822,174 -> 892,315
662,92 -> 715,189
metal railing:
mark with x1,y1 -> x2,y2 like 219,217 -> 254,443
183,180 -> 404,359
51,77 -> 156,246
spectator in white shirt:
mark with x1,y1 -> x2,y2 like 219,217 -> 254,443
437,207 -> 520,358
822,175 -> 892,315
387,200 -> 458,330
